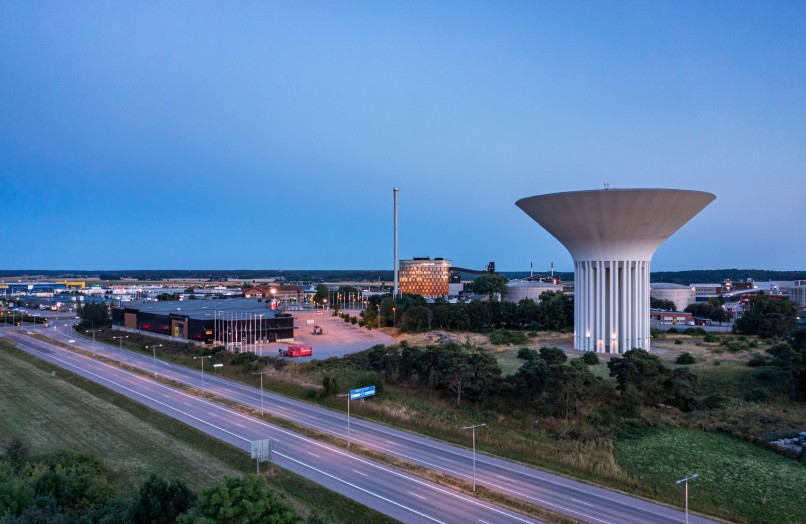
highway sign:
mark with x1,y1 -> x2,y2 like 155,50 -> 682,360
350,385 -> 376,400
251,438 -> 272,461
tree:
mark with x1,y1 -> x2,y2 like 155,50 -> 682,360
313,284 -> 329,306
467,274 -> 508,295
401,305 -> 431,332
76,302 -> 109,328
607,349 -> 669,406
132,475 -> 195,524
734,295 -> 797,338
767,330 -> 806,399
685,302 -> 727,323
547,359 -> 596,419
650,296 -> 676,310
177,475 -> 301,524
539,347 -> 567,366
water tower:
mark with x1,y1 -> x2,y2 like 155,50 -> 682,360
516,189 -> 715,353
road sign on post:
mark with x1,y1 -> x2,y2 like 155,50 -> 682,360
350,385 -> 376,400
251,439 -> 272,474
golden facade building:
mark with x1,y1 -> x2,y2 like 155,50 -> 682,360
399,258 -> 452,297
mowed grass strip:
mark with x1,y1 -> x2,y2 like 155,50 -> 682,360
0,342 -> 396,524
614,428 -> 806,524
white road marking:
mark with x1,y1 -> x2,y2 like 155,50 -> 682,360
409,492 -> 427,501
353,469 -> 368,477
571,498 -> 595,507
307,451 -> 320,458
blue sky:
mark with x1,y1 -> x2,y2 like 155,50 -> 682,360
2,1 -> 804,271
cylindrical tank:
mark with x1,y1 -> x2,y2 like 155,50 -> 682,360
504,280 -> 563,302
650,283 -> 696,311
517,189 -> 715,353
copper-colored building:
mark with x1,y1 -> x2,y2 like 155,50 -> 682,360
399,258 -> 452,297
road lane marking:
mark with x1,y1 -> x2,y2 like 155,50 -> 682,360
17,334 -> 638,523
17,339 -> 536,524
353,469 -> 368,477
409,492 -> 427,500
571,498 -> 594,507
307,452 -> 319,458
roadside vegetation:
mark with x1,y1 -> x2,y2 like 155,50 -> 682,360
0,342 -> 395,524
71,293 -> 806,523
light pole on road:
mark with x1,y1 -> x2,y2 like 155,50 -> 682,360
252,371 -> 267,415
112,335 -> 128,366
194,355 -> 211,387
146,344 -> 162,377
675,473 -> 699,524
461,423 -> 486,491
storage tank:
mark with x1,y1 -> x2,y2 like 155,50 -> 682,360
504,279 -> 563,303
650,283 -> 696,311
516,188 -> 714,353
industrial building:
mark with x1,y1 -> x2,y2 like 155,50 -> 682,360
504,279 -> 563,303
399,258 -> 453,297
517,188 -> 714,353
242,285 -> 304,302
112,298 -> 294,345
650,283 -> 695,311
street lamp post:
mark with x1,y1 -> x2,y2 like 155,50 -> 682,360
376,305 -> 380,328
252,371 -> 267,415
392,307 -> 396,328
113,335 -> 128,366
675,473 -> 699,524
194,355 -> 211,387
146,344 -> 162,377
461,423 -> 486,491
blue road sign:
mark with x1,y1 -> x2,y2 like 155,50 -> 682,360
350,385 -> 376,400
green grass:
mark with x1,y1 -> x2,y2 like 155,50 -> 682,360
614,428 -> 806,524
0,341 -> 396,524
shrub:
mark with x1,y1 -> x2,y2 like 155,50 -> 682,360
666,327 -> 679,334
702,393 -> 728,410
650,328 -> 662,339
683,327 -> 707,336
745,388 -> 773,402
674,339 -> 683,345
747,355 -> 771,367
489,330 -> 528,345
581,352 -> 600,365
516,347 -> 538,361
675,352 -> 696,365
703,333 -> 718,343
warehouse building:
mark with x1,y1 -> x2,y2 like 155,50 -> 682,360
112,298 -> 294,344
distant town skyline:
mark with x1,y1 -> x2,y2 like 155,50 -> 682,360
2,2 -> 804,271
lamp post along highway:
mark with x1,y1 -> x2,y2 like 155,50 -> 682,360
252,371 -> 267,415
461,423 -> 486,491
146,344 -> 162,377
194,355 -> 211,387
675,473 -> 699,524
113,335 -> 128,366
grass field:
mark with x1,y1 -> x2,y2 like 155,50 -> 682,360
0,341 -> 395,524
614,428 -> 806,524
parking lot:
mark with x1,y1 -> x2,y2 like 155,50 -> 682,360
245,309 -> 394,361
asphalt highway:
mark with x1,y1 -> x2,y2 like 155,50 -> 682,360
8,325 -> 718,524
4,329 -> 541,524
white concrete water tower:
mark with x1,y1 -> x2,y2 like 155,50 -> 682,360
516,189 -> 715,353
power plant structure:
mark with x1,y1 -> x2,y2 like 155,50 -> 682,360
393,187 -> 399,298
516,188 -> 715,353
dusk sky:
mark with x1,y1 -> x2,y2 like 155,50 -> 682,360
2,1 -> 804,272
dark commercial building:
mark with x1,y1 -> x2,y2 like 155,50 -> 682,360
112,299 -> 294,344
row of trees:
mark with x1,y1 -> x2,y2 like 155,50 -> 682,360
336,342 -> 704,418
360,291 -> 574,333
0,438 -> 302,524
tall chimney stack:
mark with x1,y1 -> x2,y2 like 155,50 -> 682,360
393,188 -> 399,298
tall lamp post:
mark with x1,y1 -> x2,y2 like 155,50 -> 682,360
194,355 -> 211,387
392,307 -> 396,328
675,473 -> 699,524
146,344 -> 162,377
113,335 -> 128,366
461,423 -> 486,491
252,371 -> 267,415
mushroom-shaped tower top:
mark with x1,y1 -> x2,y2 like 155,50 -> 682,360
516,189 -> 715,261
516,188 -> 715,353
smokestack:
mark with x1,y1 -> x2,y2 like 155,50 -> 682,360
551,261 -> 554,277
393,188 -> 399,298
530,261 -> 533,278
